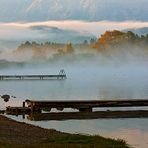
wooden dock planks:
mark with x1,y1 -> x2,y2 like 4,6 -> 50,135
6,99 -> 148,120
0,69 -> 66,80
6,106 -> 31,114
25,99 -> 148,112
0,74 -> 66,80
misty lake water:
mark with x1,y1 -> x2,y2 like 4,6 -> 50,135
0,65 -> 148,148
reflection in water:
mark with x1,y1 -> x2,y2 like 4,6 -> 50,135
26,111 -> 148,121
104,128 -> 148,148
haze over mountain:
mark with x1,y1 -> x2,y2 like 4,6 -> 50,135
124,27 -> 148,36
0,0 -> 147,22
0,25 -> 95,51
29,25 -> 95,43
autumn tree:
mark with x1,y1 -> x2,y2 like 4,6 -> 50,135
64,43 -> 74,54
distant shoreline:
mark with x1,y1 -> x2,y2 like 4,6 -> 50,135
0,114 -> 130,147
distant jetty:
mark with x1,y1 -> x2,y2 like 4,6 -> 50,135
0,69 -> 66,80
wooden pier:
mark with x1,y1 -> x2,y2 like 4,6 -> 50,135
6,99 -> 148,120
0,69 -> 66,80
25,99 -> 148,112
6,106 -> 31,115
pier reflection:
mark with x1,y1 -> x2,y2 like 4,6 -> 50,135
26,110 -> 148,121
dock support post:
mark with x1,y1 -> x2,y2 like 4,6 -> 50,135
79,107 -> 92,112
23,102 -> 25,107
22,114 -> 25,119
31,103 -> 34,113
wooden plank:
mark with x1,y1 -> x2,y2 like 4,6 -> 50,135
26,99 -> 148,110
0,74 -> 66,80
0,70 -> 67,80
6,106 -> 31,114
25,99 -> 148,113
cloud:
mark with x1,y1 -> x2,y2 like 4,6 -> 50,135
1,20 -> 148,37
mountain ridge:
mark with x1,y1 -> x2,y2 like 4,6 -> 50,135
0,0 -> 147,22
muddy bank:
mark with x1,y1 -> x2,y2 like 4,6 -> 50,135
0,115 -> 65,145
0,115 -> 130,148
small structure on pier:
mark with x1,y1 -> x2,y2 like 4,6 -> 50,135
0,69 -> 66,80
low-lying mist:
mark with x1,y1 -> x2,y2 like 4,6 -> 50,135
0,42 -> 148,71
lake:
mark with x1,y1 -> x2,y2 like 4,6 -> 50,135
0,64 -> 148,148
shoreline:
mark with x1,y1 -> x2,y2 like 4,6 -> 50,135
0,114 -> 65,145
0,114 -> 130,147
